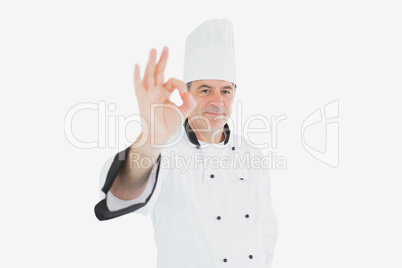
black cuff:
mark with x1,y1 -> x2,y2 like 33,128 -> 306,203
94,147 -> 161,221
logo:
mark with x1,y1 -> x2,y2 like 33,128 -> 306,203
301,100 -> 339,167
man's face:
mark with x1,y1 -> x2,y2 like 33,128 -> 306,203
188,79 -> 236,130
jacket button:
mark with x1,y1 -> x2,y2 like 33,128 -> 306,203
245,214 -> 249,218
231,146 -> 235,150
210,174 -> 215,178
223,258 -> 227,262
217,216 -> 221,220
196,145 -> 200,149
239,177 -> 244,180
249,255 -> 253,259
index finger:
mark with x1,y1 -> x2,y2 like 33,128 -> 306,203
164,78 -> 187,94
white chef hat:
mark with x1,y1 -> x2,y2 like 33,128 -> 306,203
183,18 -> 236,85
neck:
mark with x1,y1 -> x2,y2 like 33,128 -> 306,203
188,119 -> 225,144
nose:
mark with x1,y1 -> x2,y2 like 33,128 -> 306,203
209,91 -> 224,107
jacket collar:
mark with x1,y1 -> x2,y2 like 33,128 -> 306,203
183,118 -> 231,146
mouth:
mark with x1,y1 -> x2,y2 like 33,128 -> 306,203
205,112 -> 223,116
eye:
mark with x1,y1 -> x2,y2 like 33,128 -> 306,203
201,89 -> 210,93
223,90 -> 231,94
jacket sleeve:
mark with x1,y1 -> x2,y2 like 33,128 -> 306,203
94,146 -> 162,221
262,169 -> 278,268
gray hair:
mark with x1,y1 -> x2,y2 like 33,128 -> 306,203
186,82 -> 192,91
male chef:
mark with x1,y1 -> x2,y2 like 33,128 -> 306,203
95,19 -> 278,268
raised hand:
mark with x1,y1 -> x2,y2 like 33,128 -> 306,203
134,47 -> 196,146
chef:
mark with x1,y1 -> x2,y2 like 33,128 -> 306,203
95,18 -> 278,268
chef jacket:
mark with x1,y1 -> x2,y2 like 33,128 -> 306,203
95,118 -> 278,268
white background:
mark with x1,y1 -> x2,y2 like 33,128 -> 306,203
1,0 -> 401,267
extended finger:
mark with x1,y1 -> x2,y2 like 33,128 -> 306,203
133,64 -> 143,95
143,48 -> 156,89
155,46 -> 168,86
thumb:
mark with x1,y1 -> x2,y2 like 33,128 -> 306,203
179,92 -> 196,117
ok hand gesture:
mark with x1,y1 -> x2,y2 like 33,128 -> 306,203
134,47 -> 196,146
